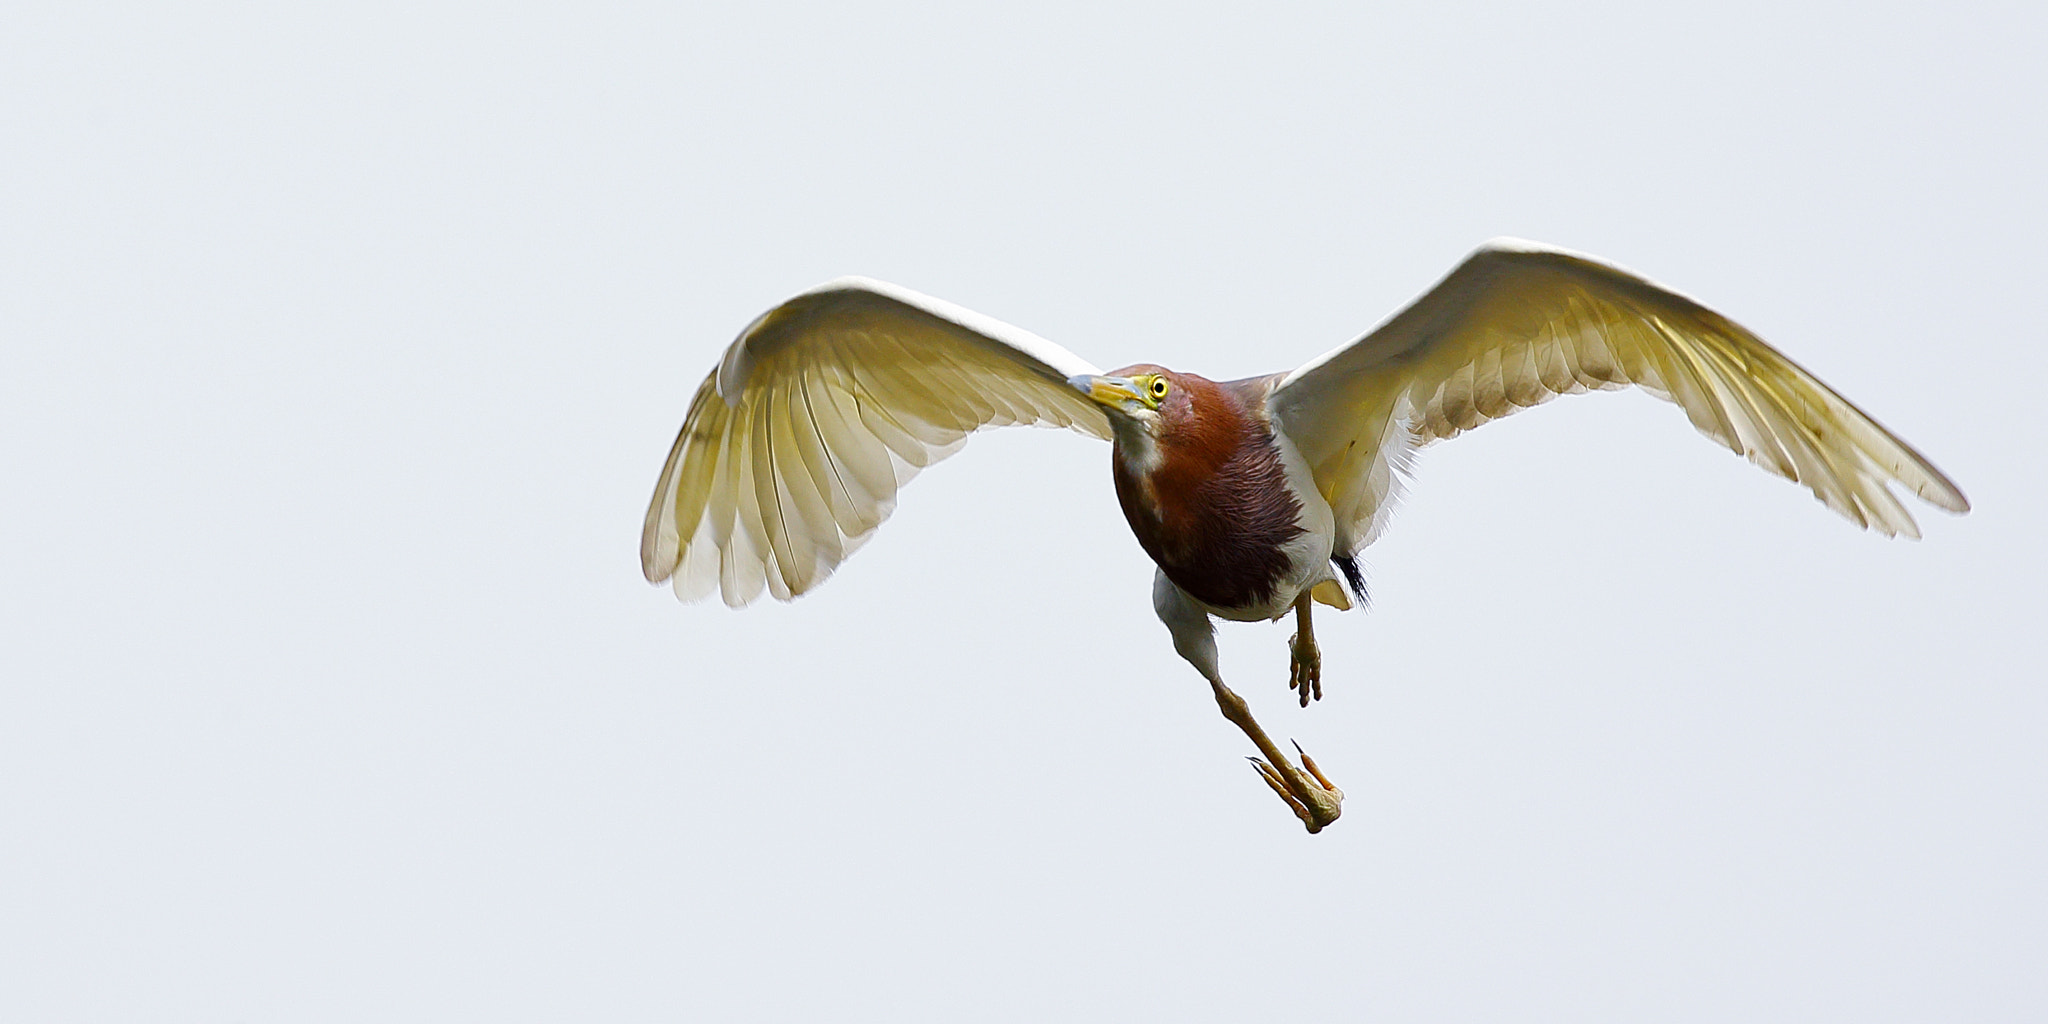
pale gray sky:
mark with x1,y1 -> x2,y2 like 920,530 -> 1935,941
4,1 -> 2043,1020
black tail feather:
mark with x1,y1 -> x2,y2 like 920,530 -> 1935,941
1333,552 -> 1368,609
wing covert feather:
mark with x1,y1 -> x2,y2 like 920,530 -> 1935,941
643,278 -> 1111,606
1268,239 -> 1968,553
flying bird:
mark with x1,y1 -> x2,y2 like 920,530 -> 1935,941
641,239 -> 1969,833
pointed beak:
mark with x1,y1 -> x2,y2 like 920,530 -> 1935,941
1068,374 -> 1144,409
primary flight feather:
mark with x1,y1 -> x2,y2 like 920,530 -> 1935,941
643,238 -> 1968,833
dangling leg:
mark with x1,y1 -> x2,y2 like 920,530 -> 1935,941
1154,573 -> 1342,833
1288,593 -> 1321,707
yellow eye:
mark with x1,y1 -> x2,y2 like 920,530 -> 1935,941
1150,377 -> 1170,399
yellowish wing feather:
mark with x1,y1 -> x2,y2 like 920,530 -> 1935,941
1268,239 -> 1968,554
643,278 -> 1111,607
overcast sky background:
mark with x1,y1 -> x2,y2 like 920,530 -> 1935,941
5,1 -> 2044,1020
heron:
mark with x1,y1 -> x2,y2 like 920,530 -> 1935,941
641,239 -> 1969,833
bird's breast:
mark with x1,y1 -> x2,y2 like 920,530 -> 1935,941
1113,424 -> 1313,616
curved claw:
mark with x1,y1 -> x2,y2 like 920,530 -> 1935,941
1249,739 -> 1343,833
1287,631 -> 1323,707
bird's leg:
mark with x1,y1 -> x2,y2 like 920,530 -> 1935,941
1209,677 -> 1343,833
1155,572 -> 1342,833
1287,594 -> 1322,707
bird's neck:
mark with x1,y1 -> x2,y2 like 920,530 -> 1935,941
1108,418 -> 1164,480
1111,377 -> 1258,533
1122,376 -> 1228,516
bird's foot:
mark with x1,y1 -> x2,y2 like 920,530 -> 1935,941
1288,631 -> 1322,707
1250,739 -> 1343,833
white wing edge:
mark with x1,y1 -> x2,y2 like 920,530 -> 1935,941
716,276 -> 1103,405
1280,237 -> 1717,391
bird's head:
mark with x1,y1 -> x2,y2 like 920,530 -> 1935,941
1067,363 -> 1188,432
1068,364 -> 1208,475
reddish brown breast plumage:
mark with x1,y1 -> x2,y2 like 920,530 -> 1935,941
1110,369 -> 1303,611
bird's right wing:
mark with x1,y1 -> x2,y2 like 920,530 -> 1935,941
1267,239 -> 1969,554
642,277 -> 1112,607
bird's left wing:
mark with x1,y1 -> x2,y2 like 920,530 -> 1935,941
1266,239 -> 1969,554
642,277 -> 1112,607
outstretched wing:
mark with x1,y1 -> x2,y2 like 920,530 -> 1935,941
642,277 -> 1112,606
1267,239 -> 1969,554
